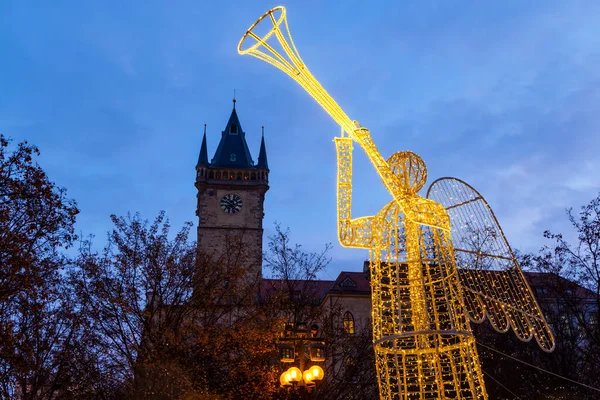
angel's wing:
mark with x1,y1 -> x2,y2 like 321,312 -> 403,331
426,177 -> 555,352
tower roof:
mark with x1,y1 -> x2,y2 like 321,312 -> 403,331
211,104 -> 255,168
197,124 -> 209,167
257,126 -> 269,170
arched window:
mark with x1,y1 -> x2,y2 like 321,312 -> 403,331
343,311 -> 355,335
230,153 -> 236,162
230,124 -> 238,134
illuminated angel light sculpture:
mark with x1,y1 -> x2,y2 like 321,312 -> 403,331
238,7 -> 555,399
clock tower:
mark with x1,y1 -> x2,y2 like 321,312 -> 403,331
195,100 -> 269,286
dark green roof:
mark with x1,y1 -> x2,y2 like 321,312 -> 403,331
210,107 -> 255,168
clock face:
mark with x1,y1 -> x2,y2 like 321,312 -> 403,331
220,193 -> 243,214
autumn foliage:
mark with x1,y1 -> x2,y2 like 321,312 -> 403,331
0,135 -> 79,399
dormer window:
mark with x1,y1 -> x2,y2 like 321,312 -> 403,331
230,154 -> 236,161
340,277 -> 356,288
230,123 -> 238,134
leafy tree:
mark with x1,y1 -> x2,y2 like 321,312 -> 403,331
71,212 -> 281,399
532,192 -> 600,398
71,212 -> 205,398
0,136 -> 79,399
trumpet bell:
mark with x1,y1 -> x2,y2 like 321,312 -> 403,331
238,6 -> 286,55
237,6 -> 304,78
237,6 -> 355,135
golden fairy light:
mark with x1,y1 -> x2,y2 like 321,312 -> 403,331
238,7 -> 555,399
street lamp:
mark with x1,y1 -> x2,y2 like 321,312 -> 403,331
277,322 -> 326,395
279,365 -> 323,390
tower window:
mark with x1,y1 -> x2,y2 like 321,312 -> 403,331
230,124 -> 238,134
343,311 -> 355,335
230,153 -> 236,161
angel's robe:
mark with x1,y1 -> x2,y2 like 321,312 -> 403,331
368,200 -> 487,400
335,137 -> 488,400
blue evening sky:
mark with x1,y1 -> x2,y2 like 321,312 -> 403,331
2,1 -> 599,279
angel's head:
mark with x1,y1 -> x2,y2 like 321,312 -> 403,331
386,151 -> 428,194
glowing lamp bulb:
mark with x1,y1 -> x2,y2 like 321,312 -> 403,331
279,371 -> 291,387
303,369 -> 313,383
287,367 -> 301,383
308,365 -> 324,381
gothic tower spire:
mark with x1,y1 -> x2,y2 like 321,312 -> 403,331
197,124 -> 209,167
257,126 -> 269,170
210,102 -> 254,167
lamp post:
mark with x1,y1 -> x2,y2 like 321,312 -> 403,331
277,323 -> 326,398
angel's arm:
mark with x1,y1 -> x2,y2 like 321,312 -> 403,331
335,137 -> 375,249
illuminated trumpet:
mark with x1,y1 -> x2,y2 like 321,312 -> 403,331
238,7 -> 353,132
239,6 -> 553,400
238,7 -> 414,219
